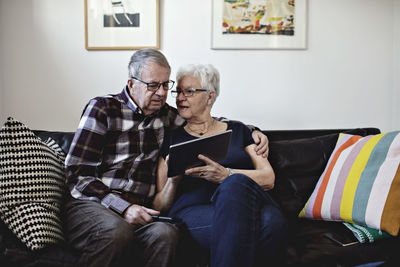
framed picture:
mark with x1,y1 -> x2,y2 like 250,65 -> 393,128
212,0 -> 307,50
85,0 -> 159,50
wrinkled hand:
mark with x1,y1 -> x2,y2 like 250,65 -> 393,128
185,154 -> 229,184
123,204 -> 160,228
252,130 -> 269,158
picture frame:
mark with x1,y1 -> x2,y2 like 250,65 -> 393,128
85,0 -> 159,50
212,0 -> 307,50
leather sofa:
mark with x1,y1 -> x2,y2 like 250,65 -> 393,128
1,127 -> 399,267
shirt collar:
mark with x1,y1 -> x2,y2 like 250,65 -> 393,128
122,85 -> 170,117
122,85 -> 140,113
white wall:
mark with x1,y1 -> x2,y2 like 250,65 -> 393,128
0,68 -> 3,125
0,0 -> 398,132
393,0 -> 400,130
0,0 -> 4,124
0,80 -> 3,125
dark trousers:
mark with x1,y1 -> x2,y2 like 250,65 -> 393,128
170,174 -> 289,267
63,197 -> 179,267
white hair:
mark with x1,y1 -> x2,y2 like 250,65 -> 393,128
176,64 -> 220,103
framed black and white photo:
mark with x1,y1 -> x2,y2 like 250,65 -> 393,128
212,0 -> 307,50
85,0 -> 159,50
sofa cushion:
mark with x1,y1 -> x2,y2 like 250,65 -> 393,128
299,132 -> 400,236
267,128 -> 377,218
0,117 -> 66,251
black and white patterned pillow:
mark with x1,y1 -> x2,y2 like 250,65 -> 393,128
42,136 -> 66,161
0,117 -> 66,251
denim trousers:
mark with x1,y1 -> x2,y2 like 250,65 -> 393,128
170,174 -> 289,267
63,197 -> 180,267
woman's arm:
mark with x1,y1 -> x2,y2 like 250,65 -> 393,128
184,144 -> 275,191
152,156 -> 181,214
214,117 -> 269,157
240,144 -> 275,190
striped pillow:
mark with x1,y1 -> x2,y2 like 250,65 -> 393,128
299,132 -> 400,236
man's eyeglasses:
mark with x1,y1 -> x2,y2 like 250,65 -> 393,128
171,88 -> 209,98
132,77 -> 175,91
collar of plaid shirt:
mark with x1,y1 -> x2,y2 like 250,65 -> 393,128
122,85 -> 139,112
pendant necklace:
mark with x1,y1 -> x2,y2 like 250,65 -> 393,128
187,119 -> 215,136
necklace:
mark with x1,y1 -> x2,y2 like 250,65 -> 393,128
186,119 -> 215,136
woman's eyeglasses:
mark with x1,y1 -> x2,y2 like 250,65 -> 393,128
171,88 -> 209,98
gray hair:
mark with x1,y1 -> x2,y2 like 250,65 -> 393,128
128,49 -> 171,78
176,64 -> 220,103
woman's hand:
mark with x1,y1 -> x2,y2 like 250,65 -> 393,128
252,130 -> 269,158
185,154 -> 230,184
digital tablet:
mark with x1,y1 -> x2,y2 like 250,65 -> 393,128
323,232 -> 359,247
167,130 -> 232,177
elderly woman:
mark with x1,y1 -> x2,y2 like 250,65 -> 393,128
153,64 -> 288,267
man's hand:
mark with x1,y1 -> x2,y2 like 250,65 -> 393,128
123,204 -> 160,228
252,130 -> 269,158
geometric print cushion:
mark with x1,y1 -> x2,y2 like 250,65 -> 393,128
299,132 -> 400,236
42,136 -> 66,161
0,117 -> 66,250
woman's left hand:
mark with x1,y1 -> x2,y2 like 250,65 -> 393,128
252,130 -> 269,158
185,154 -> 229,183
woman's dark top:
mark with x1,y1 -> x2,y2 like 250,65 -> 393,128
160,120 -> 255,215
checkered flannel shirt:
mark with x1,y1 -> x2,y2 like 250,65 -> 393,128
65,87 -> 185,214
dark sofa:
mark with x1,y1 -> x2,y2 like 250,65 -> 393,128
1,127 -> 399,267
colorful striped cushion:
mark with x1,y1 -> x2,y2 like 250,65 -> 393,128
299,132 -> 400,236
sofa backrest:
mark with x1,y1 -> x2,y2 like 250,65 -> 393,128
33,130 -> 75,155
34,127 -> 381,155
263,127 -> 381,141
33,127 -> 381,218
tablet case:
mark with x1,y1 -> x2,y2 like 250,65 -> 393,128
167,130 -> 232,177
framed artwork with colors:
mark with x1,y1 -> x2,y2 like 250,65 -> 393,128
212,0 -> 307,49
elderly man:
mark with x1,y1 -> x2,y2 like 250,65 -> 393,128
64,49 -> 268,267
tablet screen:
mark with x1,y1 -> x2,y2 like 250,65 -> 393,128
167,130 -> 232,177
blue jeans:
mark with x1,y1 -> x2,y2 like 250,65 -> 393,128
170,174 -> 288,267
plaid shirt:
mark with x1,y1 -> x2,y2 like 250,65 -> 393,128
65,87 -> 184,213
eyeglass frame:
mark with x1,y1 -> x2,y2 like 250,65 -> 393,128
171,88 -> 209,98
131,77 -> 175,92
